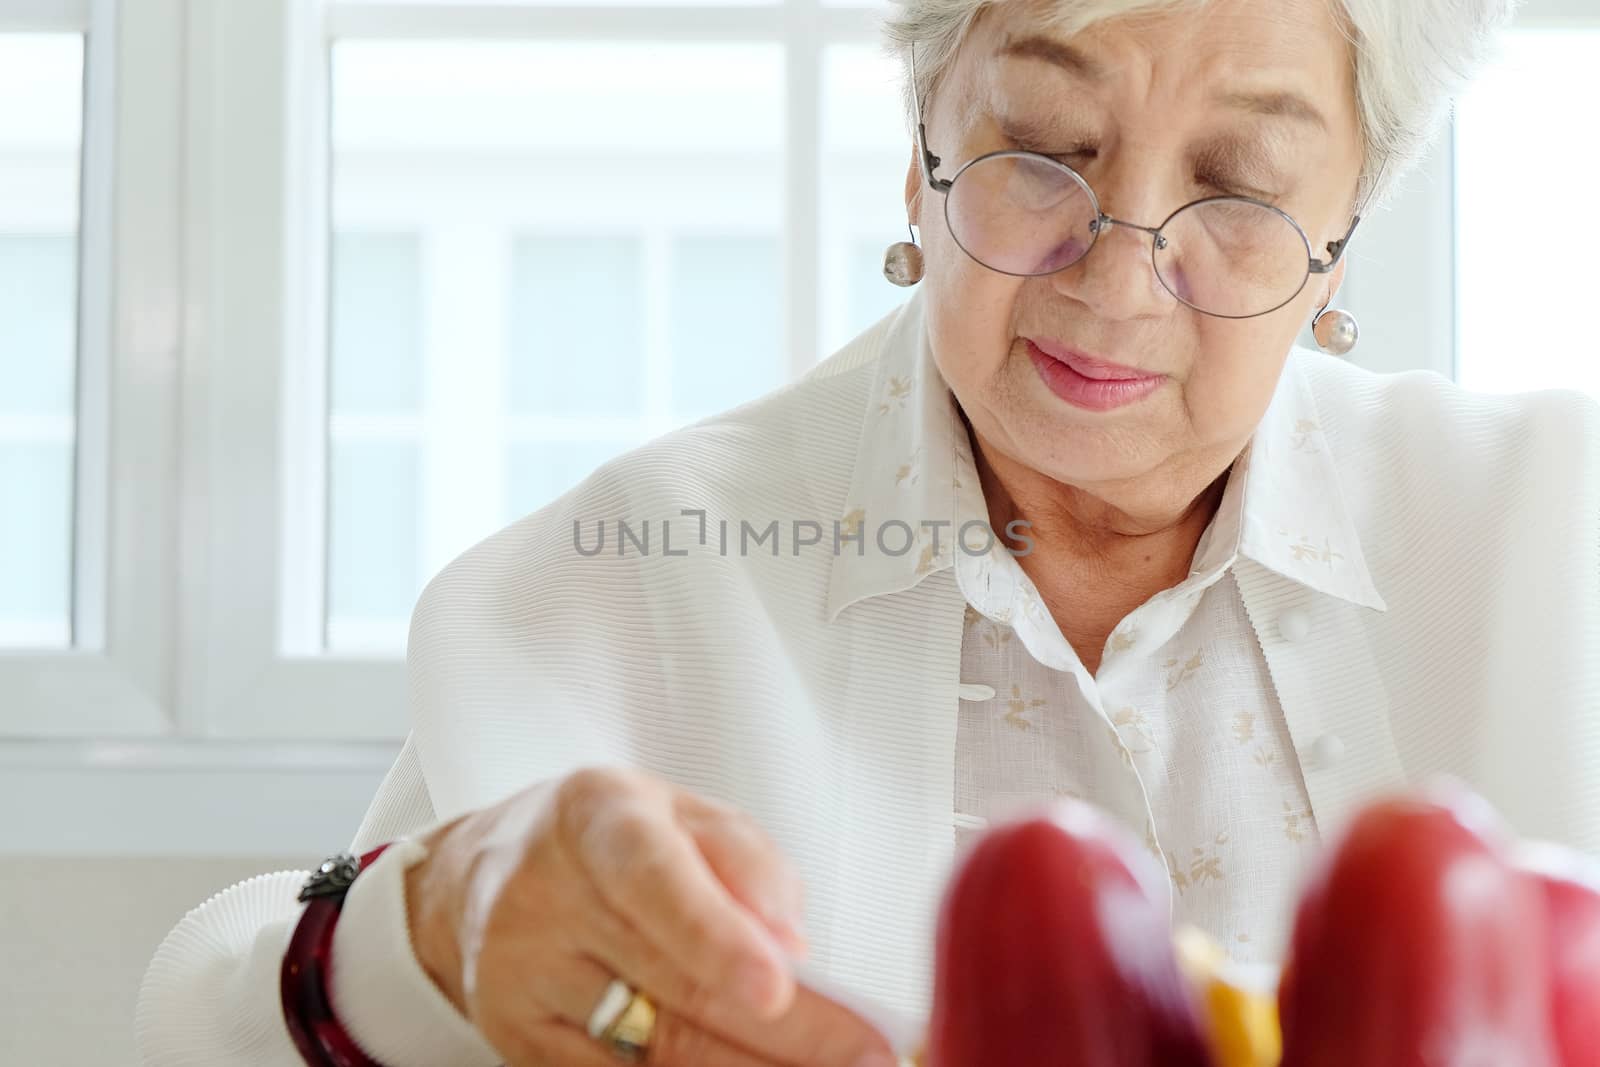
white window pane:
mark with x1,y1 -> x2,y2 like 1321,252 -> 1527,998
0,35 -> 83,153
1456,29 -> 1600,397
848,235 -> 906,332
331,232 -> 423,414
821,44 -> 911,357
506,438 -> 637,522
0,34 -> 82,650
332,41 -> 782,157
0,235 -> 76,416
0,443 -> 73,647
327,40 -> 783,653
327,441 -> 420,650
669,234 -> 782,420
325,230 -> 425,652
508,235 -> 645,418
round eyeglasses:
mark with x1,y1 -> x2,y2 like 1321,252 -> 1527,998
905,45 -> 1363,321
934,149 -> 1363,316
921,145 -> 1360,320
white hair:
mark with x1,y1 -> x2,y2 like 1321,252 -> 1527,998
880,0 -> 1519,209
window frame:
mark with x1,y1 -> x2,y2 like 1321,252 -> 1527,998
1,0 -> 1596,855
187,0 -> 887,742
174,0 -> 416,740
0,0 -> 176,737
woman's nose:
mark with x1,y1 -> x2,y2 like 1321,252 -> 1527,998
1047,213 -> 1175,321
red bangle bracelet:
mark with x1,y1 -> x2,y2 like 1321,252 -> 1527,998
280,843 -> 394,1067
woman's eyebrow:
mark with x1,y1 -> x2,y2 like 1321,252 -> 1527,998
1216,88 -> 1328,132
998,34 -> 1327,134
997,35 -> 1104,80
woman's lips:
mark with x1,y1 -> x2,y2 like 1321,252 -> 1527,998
1027,337 -> 1160,380
1025,338 -> 1164,412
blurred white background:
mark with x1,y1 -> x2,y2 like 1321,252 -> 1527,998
0,0 -> 1596,1061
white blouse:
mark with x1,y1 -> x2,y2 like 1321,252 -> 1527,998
912,330 -> 1373,965
952,538 -> 1323,966
136,286 -> 1600,1066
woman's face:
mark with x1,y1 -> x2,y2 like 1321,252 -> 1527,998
908,0 -> 1365,494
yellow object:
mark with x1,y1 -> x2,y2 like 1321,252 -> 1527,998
1174,925 -> 1283,1067
903,926 -> 1277,1067
598,988 -> 657,1063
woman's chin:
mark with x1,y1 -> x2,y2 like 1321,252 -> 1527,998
1013,395 -> 1170,473
1008,426 -> 1164,489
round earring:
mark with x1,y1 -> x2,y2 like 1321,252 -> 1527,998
1312,299 -> 1359,357
883,223 -> 924,287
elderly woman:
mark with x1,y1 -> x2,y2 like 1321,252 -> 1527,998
139,0 -> 1599,1063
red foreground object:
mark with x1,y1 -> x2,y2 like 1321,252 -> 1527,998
1517,843 -> 1600,1067
1278,787 -> 1560,1067
926,800 -> 1215,1067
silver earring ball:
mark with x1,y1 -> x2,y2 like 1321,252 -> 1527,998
1313,308 -> 1359,356
883,241 -> 925,287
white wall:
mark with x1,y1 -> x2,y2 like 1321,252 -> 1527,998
0,855 -> 301,1066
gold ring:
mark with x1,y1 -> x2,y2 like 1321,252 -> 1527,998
597,985 -> 656,1063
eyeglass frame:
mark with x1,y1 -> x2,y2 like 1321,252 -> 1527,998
906,44 -> 1370,320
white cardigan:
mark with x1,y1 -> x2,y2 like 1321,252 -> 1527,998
138,288 -> 1600,1064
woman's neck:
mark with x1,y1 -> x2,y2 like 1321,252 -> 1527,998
971,428 -> 1233,592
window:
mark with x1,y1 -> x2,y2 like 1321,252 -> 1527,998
315,26 -> 930,656
508,235 -> 646,421
820,43 -> 911,357
320,35 -> 809,654
1,0 -> 1593,853
0,34 -> 82,650
668,234 -> 784,420
1455,26 -> 1600,396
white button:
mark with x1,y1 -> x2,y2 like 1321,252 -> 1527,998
1278,609 -> 1311,643
1309,733 -> 1346,768
957,683 -> 996,702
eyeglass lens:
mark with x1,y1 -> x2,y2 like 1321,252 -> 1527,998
943,153 -> 1314,318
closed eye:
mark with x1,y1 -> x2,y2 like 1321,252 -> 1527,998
1010,139 -> 1098,170
995,116 -> 1099,165
1197,175 -> 1280,203
1002,121 -> 1286,204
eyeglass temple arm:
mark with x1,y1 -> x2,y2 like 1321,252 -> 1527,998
1311,157 -> 1386,274
910,44 -> 953,194
1309,213 -> 1361,275
917,123 -> 953,192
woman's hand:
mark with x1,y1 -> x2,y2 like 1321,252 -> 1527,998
404,766 -> 900,1066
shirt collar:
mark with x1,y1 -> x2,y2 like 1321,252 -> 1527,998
1227,350 -> 1387,611
825,288 -> 1386,620
826,288 -> 964,620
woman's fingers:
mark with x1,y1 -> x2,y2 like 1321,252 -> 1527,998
531,953 -> 883,1067
455,768 -> 885,1067
561,788 -> 796,1018
495,1020 -> 621,1067
677,793 -> 809,956
582,912 -> 897,1067
507,1014 -> 797,1067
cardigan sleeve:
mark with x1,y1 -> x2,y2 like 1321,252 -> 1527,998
134,734 -> 502,1066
